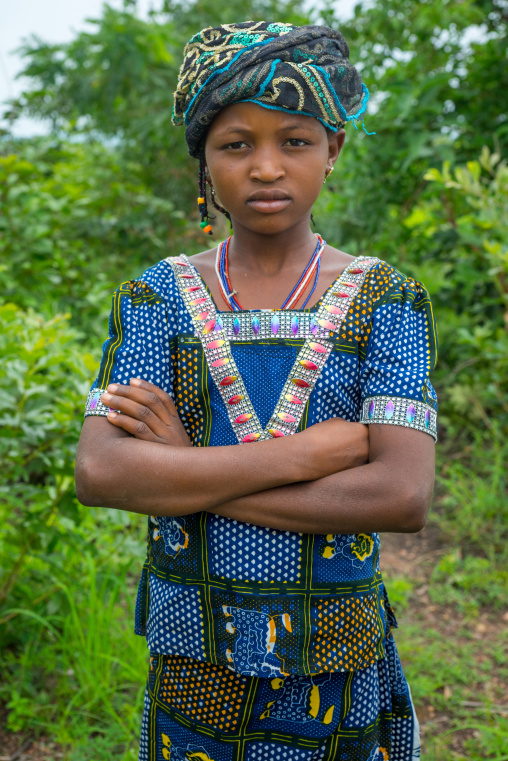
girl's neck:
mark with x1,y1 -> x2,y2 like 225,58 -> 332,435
227,219 -> 318,276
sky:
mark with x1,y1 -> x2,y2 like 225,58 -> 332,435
0,0 -> 359,135
0,0 -> 164,135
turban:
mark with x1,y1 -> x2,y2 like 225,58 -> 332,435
173,21 -> 369,158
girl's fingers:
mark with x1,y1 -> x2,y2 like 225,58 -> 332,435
106,411 -> 160,442
101,391 -> 169,437
129,379 -> 179,416
104,382 -> 174,426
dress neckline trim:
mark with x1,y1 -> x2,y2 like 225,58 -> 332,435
167,254 -> 379,444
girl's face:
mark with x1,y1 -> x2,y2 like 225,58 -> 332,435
205,102 -> 345,236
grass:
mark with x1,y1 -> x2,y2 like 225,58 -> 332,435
394,604 -> 508,760
0,546 -> 148,760
3,554 -> 507,761
389,564 -> 508,761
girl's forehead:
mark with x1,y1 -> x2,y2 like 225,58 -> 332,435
208,102 -> 325,136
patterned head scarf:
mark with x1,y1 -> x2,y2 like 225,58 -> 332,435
173,21 -> 369,157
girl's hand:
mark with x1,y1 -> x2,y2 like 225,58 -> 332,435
299,417 -> 369,480
101,379 -> 192,447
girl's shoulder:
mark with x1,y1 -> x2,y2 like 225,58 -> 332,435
358,257 -> 432,312
114,257 -> 192,314
125,257 -> 181,301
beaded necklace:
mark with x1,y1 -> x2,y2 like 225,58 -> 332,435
215,235 -> 326,312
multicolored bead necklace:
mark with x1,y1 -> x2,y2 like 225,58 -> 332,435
215,235 -> 326,312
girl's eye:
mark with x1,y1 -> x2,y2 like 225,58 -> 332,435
225,141 -> 248,150
285,138 -> 308,147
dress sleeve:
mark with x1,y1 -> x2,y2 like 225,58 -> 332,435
84,276 -> 173,417
359,276 -> 438,441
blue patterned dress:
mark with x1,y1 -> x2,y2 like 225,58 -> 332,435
85,252 -> 437,761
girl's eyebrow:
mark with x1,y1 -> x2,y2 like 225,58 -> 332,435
217,122 -> 319,136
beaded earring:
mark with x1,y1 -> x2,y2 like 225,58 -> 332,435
198,150 -> 213,235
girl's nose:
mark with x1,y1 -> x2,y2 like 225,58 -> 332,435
249,147 -> 285,183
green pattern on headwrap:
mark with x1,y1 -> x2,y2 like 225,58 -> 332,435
173,21 -> 369,157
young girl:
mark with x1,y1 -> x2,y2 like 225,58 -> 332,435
76,21 -> 437,761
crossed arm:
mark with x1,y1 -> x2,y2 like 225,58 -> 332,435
75,379 -> 435,534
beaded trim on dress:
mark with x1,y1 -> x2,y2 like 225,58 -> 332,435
168,254 -> 379,443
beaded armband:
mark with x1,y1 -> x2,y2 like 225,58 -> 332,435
360,396 -> 437,441
84,388 -> 119,417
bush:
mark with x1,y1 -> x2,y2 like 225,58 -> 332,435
0,143 -> 182,335
402,148 -> 508,439
0,303 -> 147,752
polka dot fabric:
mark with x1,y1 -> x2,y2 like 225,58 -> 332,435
139,634 -> 419,760
359,276 -> 438,439
171,344 -> 205,440
208,517 -> 303,582
146,575 -> 206,661
138,687 -> 150,761
360,300 -> 433,400
308,351 -> 361,426
309,593 -> 383,673
342,664 -> 380,727
247,743 -> 326,760
158,655 -> 248,732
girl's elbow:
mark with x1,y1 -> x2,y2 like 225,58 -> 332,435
401,506 -> 427,533
74,456 -> 110,507
400,485 -> 432,533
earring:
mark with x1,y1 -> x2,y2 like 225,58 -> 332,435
323,166 -> 334,184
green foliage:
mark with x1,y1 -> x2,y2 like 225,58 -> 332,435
0,141 -> 182,333
0,303 -> 90,620
0,302 -> 147,753
4,0 -> 311,206
397,620 -> 508,760
403,148 -> 508,436
317,0 -> 508,248
427,428 -> 508,614
436,427 -> 507,553
1,557 -> 146,759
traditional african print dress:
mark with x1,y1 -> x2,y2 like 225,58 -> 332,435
85,252 -> 438,761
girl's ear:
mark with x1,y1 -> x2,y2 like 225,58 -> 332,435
328,128 -> 346,166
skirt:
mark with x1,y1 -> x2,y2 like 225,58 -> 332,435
138,634 -> 420,761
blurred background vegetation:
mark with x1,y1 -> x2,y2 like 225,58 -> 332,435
0,0 -> 507,758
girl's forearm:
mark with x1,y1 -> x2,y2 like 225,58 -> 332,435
210,428 -> 435,534
77,430 -> 311,514
210,463 -> 432,534
75,416 -> 368,515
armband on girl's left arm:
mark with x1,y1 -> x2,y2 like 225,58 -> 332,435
359,274 -> 438,443
360,395 -> 437,441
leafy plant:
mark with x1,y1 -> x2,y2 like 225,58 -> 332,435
0,144 -> 182,334
0,303 -> 91,620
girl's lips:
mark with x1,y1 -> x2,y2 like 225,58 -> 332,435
246,198 -> 291,213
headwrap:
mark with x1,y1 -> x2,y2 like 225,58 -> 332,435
173,21 -> 369,158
